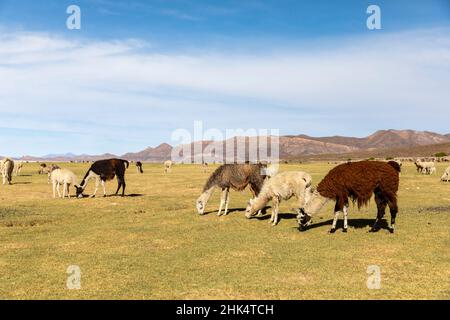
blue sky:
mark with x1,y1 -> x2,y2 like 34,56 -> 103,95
0,0 -> 449,156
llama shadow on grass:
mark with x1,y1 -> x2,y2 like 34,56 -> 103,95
202,207 -> 246,215
76,193 -> 144,198
102,193 -> 144,198
12,182 -> 32,185
255,211 -> 298,221
300,218 -> 390,231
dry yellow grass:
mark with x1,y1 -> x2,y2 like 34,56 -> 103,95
0,161 -> 449,299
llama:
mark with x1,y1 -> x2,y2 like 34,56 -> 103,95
1,158 -> 14,185
264,163 -> 279,178
414,160 -> 435,175
136,161 -> 143,173
47,164 -> 61,184
76,159 -> 129,198
441,166 -> 450,182
245,171 -> 312,226
50,168 -> 79,198
202,161 -> 208,173
164,160 -> 173,173
298,161 -> 400,234
196,163 -> 267,216
14,161 -> 24,176
38,163 -> 47,174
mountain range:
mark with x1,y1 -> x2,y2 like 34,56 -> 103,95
12,130 -> 450,162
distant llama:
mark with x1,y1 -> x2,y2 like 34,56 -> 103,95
47,164 -> 61,184
414,160 -> 435,175
1,158 -> 14,185
14,161 -> 24,176
298,161 -> 400,233
441,166 -> 450,182
136,161 -> 143,173
164,160 -> 173,173
196,163 -> 267,216
38,163 -> 47,174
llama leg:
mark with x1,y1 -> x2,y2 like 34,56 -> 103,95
57,182 -> 62,198
121,179 -> 126,196
329,202 -> 343,233
371,192 -> 387,232
217,189 -> 226,216
92,177 -> 99,197
67,184 -> 71,199
343,203 -> 349,232
52,182 -> 56,198
270,197 -> 280,226
330,211 -> 340,233
388,199 -> 398,234
223,188 -> 230,215
63,183 -> 67,198
101,180 -> 107,197
115,179 -> 121,195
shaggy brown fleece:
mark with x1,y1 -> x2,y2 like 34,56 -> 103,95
317,161 -> 400,210
203,163 -> 267,196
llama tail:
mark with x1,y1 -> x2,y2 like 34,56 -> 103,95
123,160 -> 130,169
387,161 -> 401,173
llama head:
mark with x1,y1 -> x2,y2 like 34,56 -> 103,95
298,190 -> 329,231
196,198 -> 205,214
196,187 -> 214,215
245,198 -> 257,218
298,208 -> 312,231
75,185 -> 84,198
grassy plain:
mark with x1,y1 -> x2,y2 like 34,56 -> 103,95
0,162 -> 449,299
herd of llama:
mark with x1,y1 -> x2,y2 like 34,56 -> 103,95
3,154 -> 450,233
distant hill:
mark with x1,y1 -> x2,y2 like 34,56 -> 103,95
13,129 -> 450,162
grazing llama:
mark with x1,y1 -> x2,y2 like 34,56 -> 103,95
298,161 -> 400,234
164,160 -> 173,173
14,161 -> 24,176
196,163 -> 267,216
38,163 -> 47,174
245,171 -> 312,226
1,158 -> 14,185
76,159 -> 129,198
414,160 -> 435,175
47,164 -> 61,184
136,161 -> 144,173
50,168 -> 79,198
441,166 -> 450,182
202,161 -> 208,173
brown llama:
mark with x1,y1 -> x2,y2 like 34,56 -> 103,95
298,161 -> 400,233
196,163 -> 267,216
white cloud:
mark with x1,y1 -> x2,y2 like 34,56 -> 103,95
0,28 -> 449,156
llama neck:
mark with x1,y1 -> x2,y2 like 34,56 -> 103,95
304,191 -> 329,216
199,186 -> 215,205
250,192 -> 271,214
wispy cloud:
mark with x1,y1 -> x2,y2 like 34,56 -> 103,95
0,28 -> 449,156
